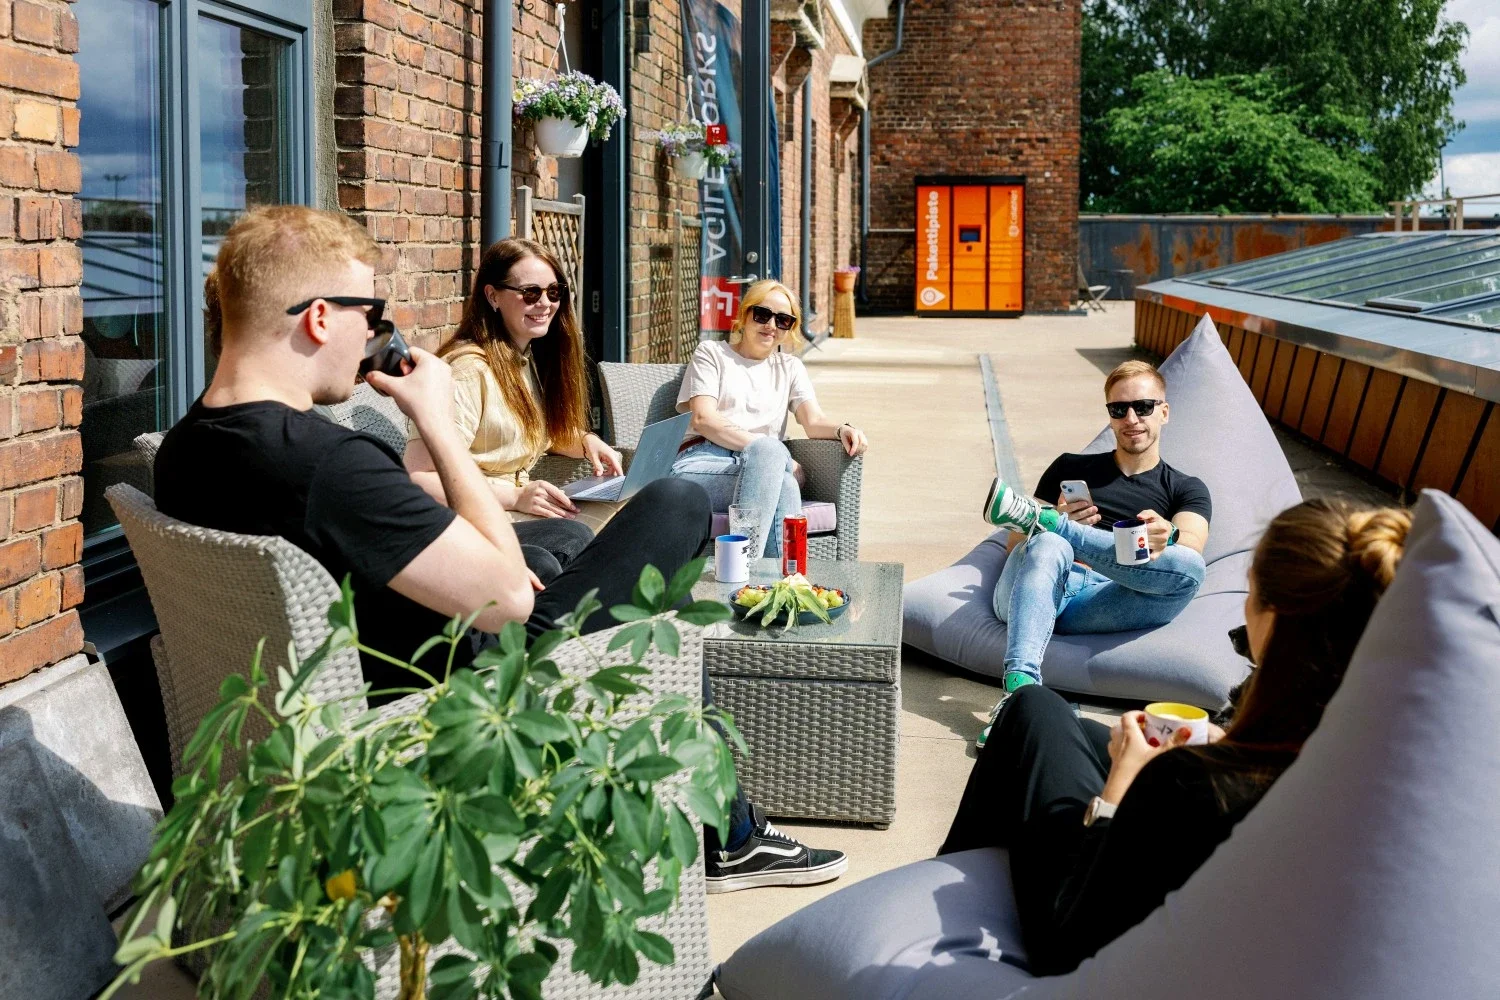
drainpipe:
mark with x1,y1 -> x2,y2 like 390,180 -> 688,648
801,74 -> 813,329
858,0 -> 905,305
481,0 -> 513,246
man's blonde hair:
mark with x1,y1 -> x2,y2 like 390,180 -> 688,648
1104,359 -> 1167,398
207,205 -> 381,352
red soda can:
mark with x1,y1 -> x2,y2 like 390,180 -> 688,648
781,514 -> 809,577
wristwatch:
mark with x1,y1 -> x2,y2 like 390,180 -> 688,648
1167,523 -> 1180,547
1083,796 -> 1118,827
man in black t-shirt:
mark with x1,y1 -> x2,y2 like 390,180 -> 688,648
975,360 -> 1212,746
154,205 -> 847,893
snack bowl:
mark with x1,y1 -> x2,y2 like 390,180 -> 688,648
731,584 -> 850,626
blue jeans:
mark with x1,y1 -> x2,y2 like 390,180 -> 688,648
992,517 -> 1205,684
669,437 -> 801,557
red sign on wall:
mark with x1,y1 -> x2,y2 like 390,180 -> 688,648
705,123 -> 728,145
700,276 -> 739,332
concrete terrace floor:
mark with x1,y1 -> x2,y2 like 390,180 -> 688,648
705,301 -> 1398,960
112,301 -> 1398,995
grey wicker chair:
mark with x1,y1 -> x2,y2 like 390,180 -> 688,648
104,483 -> 713,999
597,361 -> 863,560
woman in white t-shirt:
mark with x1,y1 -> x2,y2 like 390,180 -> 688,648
671,280 -> 869,557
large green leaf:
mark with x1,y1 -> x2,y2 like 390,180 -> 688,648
634,930 -> 675,966
509,711 -> 571,745
610,789 -> 649,855
622,754 -> 681,783
449,822 -> 495,897
404,835 -> 446,927
667,804 -> 699,865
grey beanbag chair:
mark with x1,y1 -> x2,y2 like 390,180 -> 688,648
717,489 -> 1500,1000
903,314 -> 1299,707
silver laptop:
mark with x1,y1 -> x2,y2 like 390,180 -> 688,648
563,411 -> 693,503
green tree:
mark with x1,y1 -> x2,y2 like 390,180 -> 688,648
1096,70 -> 1383,213
1083,0 -> 1469,207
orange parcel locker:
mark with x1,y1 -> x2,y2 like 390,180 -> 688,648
988,183 -> 1024,313
915,175 -> 1025,316
915,184 -> 951,311
951,185 -> 988,311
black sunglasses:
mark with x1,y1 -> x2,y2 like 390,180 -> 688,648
498,282 -> 567,305
285,296 -> 386,329
748,305 -> 797,331
1105,398 -> 1164,420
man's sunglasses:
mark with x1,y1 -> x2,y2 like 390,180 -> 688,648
285,296 -> 387,329
1106,398 -> 1165,420
748,305 -> 797,331
499,282 -> 567,305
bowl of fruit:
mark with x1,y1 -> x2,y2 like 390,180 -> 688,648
731,574 -> 849,628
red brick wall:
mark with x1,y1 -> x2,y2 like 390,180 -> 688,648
773,5 -> 860,334
624,0 -> 698,361
0,0 -> 87,683
864,0 -> 1080,313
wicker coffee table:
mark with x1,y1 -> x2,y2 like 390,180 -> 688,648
693,559 -> 903,827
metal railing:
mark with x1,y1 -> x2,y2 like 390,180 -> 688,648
1389,192 -> 1500,232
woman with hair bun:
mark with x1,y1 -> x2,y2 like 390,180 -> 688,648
671,279 -> 869,557
939,497 -> 1412,975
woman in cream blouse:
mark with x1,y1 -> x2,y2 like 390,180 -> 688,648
404,237 -> 622,574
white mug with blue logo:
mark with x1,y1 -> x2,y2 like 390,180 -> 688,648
1113,518 -> 1150,565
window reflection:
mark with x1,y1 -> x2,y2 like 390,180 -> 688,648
199,16 -> 289,375
75,0 -> 164,537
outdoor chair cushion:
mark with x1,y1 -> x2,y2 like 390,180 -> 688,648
717,489 -> 1500,1000
902,314 -> 1298,707
710,501 -> 837,539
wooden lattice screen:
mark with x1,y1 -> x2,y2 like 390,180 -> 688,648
642,212 -> 704,363
514,186 -> 584,295
676,214 -> 703,362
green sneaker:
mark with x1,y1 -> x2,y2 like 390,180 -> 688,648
983,477 -> 1062,533
976,671 -> 1039,749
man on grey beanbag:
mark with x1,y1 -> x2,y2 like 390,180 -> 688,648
977,360 -> 1212,747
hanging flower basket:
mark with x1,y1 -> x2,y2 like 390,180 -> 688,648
655,121 -> 739,179
515,71 -> 626,159
534,116 -> 590,157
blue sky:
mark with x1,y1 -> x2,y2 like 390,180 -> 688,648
1424,0 -> 1500,206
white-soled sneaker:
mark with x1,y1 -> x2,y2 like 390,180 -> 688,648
704,805 -> 848,893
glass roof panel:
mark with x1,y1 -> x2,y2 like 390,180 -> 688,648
1193,236 -> 1395,284
1169,231 -> 1500,330
1430,299 -> 1500,327
1251,237 -> 1499,295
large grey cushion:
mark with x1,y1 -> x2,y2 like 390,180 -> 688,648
903,315 -> 1298,706
718,490 -> 1500,1000
714,847 -> 1033,1000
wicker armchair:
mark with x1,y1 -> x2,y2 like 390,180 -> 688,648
104,484 -> 713,999
595,362 -> 863,560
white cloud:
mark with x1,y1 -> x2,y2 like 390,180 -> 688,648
1422,151 -> 1500,211
1447,0 -> 1500,150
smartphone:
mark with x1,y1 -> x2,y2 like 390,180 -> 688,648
1059,479 -> 1092,505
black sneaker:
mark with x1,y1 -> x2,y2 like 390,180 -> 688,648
704,805 -> 848,893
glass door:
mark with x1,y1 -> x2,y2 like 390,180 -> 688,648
73,0 -> 310,542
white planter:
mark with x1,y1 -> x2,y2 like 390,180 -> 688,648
677,151 -> 709,180
534,116 -> 589,158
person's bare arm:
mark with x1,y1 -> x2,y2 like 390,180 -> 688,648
404,437 -> 522,508
793,399 -> 869,457
1169,511 -> 1209,555
369,351 -> 533,630
683,394 -> 758,452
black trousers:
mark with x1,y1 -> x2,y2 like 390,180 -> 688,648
938,686 -> 1110,945
513,517 -> 595,585
519,478 -> 751,851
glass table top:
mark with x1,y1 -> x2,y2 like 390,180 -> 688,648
692,559 -> 904,647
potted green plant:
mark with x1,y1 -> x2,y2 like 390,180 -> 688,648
104,560 -> 739,1000
515,71 -> 627,158
654,121 -> 736,180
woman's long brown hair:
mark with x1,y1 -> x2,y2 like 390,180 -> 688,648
441,238 -> 589,452
1195,498 -> 1411,799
